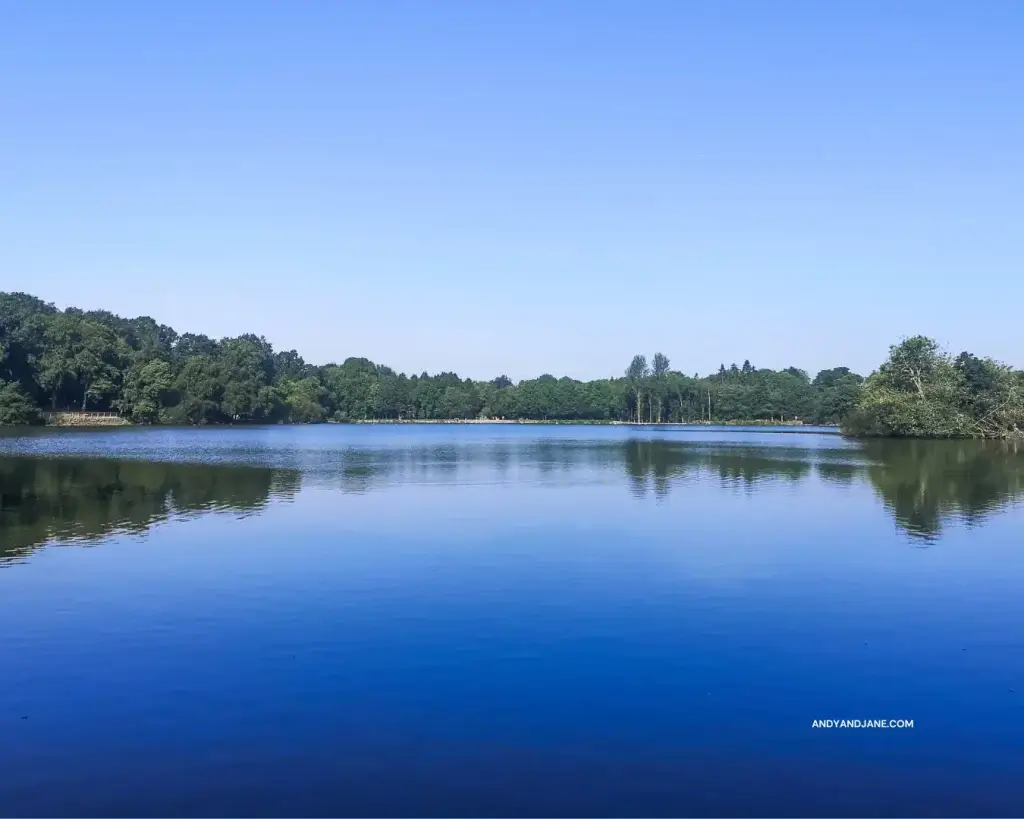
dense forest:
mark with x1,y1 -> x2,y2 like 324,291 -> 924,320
1,291 -> 1021,437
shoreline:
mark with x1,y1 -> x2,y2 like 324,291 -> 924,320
18,416 -> 837,431
337,418 -> 829,427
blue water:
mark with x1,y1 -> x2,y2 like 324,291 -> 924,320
1,426 -> 1022,816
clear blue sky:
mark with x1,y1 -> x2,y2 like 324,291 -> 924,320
2,1 -> 1021,381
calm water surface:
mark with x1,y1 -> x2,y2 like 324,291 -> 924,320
1,425 -> 1023,817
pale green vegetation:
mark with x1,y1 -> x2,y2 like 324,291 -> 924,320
844,337 -> 1024,439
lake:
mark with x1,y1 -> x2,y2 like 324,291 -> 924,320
1,425 -> 1022,817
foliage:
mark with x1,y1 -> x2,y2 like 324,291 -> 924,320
0,380 -> 42,425
2,292 -> 1019,437
280,377 -> 327,423
811,367 -> 864,425
115,360 -> 173,423
844,337 -> 1024,439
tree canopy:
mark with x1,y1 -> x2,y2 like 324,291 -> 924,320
2,292 -> 1020,438
843,336 -> 1024,439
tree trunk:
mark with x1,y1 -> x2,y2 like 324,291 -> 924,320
81,384 -> 89,411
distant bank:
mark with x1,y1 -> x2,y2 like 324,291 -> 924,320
342,418 -> 829,428
2,291 -> 1020,438
25,414 -> 831,430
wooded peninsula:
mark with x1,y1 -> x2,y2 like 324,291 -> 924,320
1,292 -> 1021,438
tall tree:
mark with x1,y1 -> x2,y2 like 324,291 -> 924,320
74,320 -> 125,410
116,359 -> 173,423
626,355 -> 649,423
651,352 -> 670,422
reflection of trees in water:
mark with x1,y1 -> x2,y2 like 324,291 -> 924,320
308,441 -> 625,493
4,438 -> 1022,559
858,439 -> 1024,541
326,445 -> 463,494
315,440 -> 821,500
1,458 -> 299,564
624,440 -> 814,500
815,461 -> 860,486
624,439 -> 1024,539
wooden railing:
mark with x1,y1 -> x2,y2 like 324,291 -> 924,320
41,410 -> 130,426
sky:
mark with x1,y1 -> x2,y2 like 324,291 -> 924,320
1,1 -> 1022,382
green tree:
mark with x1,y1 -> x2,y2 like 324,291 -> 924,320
219,335 -> 277,421
116,359 -> 174,423
626,355 -> 649,423
812,367 -> 864,425
281,377 -> 327,423
75,320 -> 125,410
171,354 -> 224,425
35,314 -> 124,410
845,337 -> 973,438
650,352 -> 670,422
0,293 -> 55,401
0,380 -> 42,425
36,314 -> 78,409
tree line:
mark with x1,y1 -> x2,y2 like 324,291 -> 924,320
1,291 -> 1020,437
